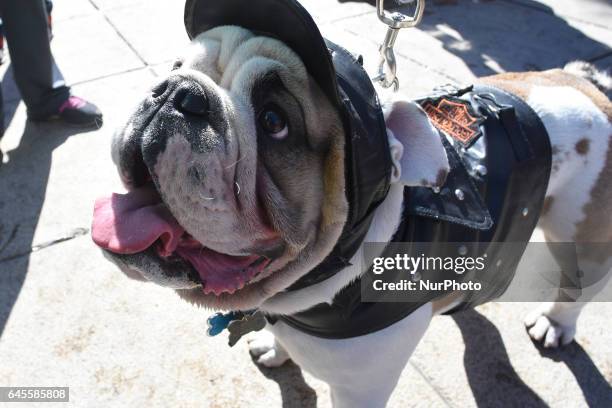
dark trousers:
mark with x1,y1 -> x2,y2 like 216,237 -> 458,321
0,0 -> 70,120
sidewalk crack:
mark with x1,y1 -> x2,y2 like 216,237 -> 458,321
87,0 -> 149,68
409,361 -> 455,408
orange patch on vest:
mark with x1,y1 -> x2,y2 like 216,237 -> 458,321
422,98 -> 482,146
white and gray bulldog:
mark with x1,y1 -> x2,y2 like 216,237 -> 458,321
92,25 -> 612,407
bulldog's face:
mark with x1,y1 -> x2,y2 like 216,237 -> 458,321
92,26 -> 348,310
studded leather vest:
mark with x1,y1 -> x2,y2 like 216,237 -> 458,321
272,83 -> 552,339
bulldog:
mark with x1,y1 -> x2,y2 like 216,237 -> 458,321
91,9 -> 612,408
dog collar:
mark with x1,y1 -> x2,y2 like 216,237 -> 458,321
184,0 -> 393,292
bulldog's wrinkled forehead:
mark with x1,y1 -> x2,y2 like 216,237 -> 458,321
176,25 -> 340,151
181,26 -> 309,92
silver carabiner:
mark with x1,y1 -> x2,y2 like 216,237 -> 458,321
373,0 -> 425,91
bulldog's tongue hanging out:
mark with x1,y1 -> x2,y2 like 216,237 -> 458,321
92,186 -> 184,256
92,185 -> 270,295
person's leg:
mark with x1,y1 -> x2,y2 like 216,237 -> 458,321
0,0 -> 70,119
0,74 -> 4,165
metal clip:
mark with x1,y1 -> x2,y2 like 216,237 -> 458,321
373,0 -> 425,91
473,93 -> 504,114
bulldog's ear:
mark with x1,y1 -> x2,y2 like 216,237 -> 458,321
384,100 -> 449,188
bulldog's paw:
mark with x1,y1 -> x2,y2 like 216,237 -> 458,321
524,305 -> 577,348
247,331 -> 290,367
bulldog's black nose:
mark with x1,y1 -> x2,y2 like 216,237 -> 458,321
175,84 -> 209,116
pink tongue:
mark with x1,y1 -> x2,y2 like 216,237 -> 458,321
91,186 -> 269,295
92,186 -> 184,256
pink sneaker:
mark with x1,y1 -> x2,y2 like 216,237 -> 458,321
56,96 -> 103,127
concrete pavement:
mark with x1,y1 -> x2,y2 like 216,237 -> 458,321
0,0 -> 611,407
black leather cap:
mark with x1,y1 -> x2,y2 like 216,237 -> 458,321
184,0 -> 342,109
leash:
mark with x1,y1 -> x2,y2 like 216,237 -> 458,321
372,0 -> 425,91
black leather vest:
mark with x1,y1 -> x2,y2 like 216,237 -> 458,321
272,82 -> 552,339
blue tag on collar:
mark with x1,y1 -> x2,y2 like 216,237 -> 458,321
206,311 -> 244,337
206,310 -> 268,346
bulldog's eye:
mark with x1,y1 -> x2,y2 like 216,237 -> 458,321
259,106 -> 288,140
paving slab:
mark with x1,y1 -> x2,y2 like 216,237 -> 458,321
103,2 -> 190,66
50,13 -> 145,84
89,0 -> 154,12
51,0 -> 98,23
294,0 -> 375,24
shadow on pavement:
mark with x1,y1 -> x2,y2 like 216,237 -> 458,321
340,0 -> 611,76
534,340 -> 612,407
420,0 -> 610,75
452,310 -> 548,407
0,118 -> 94,337
454,309 -> 612,407
251,355 -> 318,408
1,63 -> 21,129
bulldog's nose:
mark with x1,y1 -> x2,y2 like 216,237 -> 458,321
175,84 -> 209,116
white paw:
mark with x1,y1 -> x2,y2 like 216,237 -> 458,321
247,330 -> 276,356
247,331 -> 290,368
255,348 -> 290,367
524,309 -> 576,348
